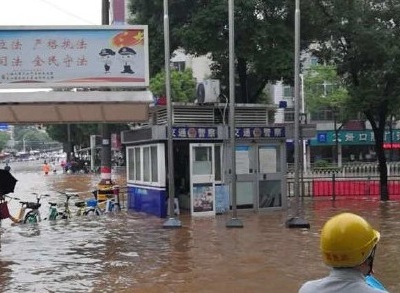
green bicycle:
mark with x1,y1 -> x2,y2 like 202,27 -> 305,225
47,191 -> 79,220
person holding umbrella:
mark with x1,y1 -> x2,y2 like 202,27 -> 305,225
0,169 -> 20,223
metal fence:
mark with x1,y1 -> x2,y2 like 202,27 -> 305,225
287,174 -> 400,199
287,162 -> 400,178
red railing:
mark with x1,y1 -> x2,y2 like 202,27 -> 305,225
287,176 -> 400,199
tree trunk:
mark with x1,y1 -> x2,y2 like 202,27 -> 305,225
370,118 -> 389,201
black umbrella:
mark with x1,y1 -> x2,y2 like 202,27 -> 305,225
0,169 -> 18,195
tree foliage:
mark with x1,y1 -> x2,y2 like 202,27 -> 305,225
150,68 -> 196,102
0,131 -> 10,152
304,64 -> 349,116
310,0 -> 400,200
129,0 -> 319,103
46,124 -> 129,151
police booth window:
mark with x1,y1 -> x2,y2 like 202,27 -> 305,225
127,145 -> 161,185
193,146 -> 212,175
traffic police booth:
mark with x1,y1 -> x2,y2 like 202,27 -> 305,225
121,103 -> 288,218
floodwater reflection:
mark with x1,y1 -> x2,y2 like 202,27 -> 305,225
0,161 -> 399,292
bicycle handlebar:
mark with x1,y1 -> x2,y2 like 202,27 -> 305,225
2,194 -> 20,201
56,191 -> 79,199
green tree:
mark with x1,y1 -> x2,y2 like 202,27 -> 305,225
46,124 -> 129,152
46,124 -> 98,151
304,64 -> 350,164
0,132 -> 10,152
304,64 -> 348,114
310,1 -> 400,201
129,0 -> 319,103
13,126 -> 54,152
150,68 -> 196,102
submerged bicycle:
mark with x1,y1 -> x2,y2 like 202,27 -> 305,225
75,190 -> 119,216
15,193 -> 49,224
47,191 -> 79,220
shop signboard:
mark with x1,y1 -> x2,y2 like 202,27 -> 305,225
310,130 -> 400,146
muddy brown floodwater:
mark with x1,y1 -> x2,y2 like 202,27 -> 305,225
0,161 -> 399,292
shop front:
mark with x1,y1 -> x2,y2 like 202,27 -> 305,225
310,129 -> 400,164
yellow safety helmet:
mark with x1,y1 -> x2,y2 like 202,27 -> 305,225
320,212 -> 380,267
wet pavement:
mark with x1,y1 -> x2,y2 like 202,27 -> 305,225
0,161 -> 399,292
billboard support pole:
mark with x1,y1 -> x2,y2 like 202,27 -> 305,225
98,0 -> 115,202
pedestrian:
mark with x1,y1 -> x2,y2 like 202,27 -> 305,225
42,161 -> 50,175
298,212 -> 387,293
4,163 -> 10,172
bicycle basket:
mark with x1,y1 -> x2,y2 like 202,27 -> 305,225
86,199 -> 97,207
26,202 -> 41,209
0,202 -> 10,220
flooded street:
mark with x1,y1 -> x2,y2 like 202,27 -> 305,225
1,161 -> 400,292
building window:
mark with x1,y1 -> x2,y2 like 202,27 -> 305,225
284,109 -> 295,122
128,148 -> 135,181
127,144 -> 164,186
172,61 -> 185,72
310,56 -> 318,66
143,146 -> 150,182
135,148 -> 141,181
283,86 -> 293,99
310,108 -> 334,121
151,146 -> 158,182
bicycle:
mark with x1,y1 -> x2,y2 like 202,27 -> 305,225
75,191 -> 102,216
47,191 -> 79,220
15,193 -> 49,224
74,190 -> 119,217
88,190 -> 121,215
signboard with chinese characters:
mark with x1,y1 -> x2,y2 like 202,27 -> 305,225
0,25 -> 149,88
310,130 -> 400,146
172,127 -> 218,139
0,123 -> 8,130
235,127 -> 285,139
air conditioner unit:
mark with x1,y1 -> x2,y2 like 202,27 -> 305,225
196,79 -> 220,104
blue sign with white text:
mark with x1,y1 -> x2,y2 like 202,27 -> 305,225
0,123 -> 9,130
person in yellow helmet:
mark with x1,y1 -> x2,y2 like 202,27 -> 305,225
298,212 -> 387,293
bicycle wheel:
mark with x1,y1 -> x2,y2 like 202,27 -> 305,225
60,210 -> 71,220
24,211 -> 38,223
84,208 -> 101,216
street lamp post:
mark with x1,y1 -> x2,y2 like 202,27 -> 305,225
300,73 -> 307,172
285,0 -> 310,229
163,0 -> 182,228
226,0 -> 243,228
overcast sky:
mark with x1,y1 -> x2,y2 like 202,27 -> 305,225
0,0 -> 102,26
